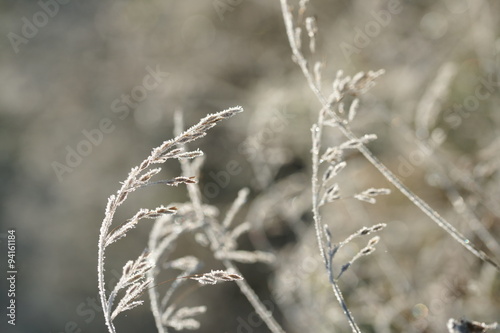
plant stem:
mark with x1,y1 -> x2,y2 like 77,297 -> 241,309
279,0 -> 499,271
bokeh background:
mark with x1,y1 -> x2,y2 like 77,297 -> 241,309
1,0 -> 499,332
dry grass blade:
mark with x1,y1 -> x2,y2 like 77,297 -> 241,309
280,0 -> 500,278
97,106 -> 243,333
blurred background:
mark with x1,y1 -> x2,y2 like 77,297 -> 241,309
1,0 -> 499,332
